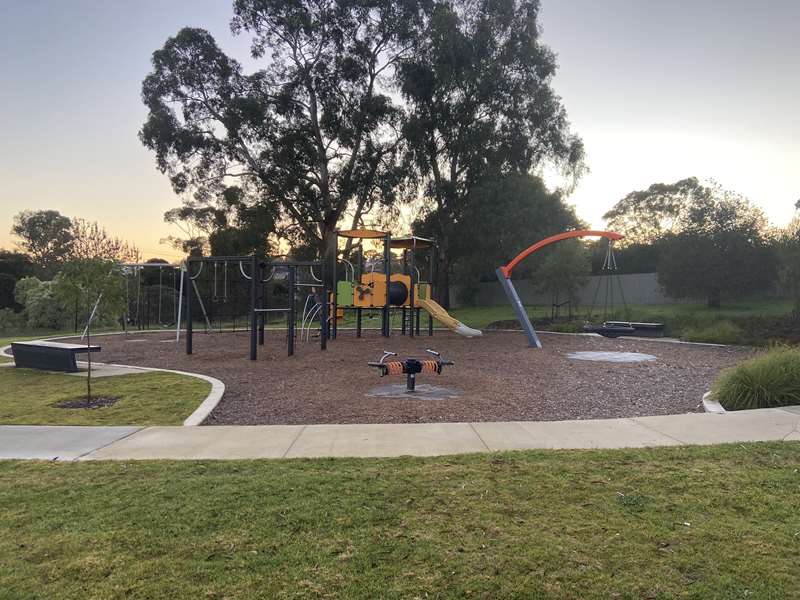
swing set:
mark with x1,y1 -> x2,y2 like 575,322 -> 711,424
121,262 -> 182,331
496,230 -> 663,348
180,255 -> 330,359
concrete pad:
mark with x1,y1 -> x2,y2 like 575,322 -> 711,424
285,422 -> 487,458
66,364 -> 148,378
777,405 -> 800,416
634,409 -> 800,445
472,418 -> 680,450
0,426 -> 141,460
782,430 -> 800,441
82,425 -> 304,460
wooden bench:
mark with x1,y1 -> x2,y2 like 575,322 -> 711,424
11,341 -> 102,373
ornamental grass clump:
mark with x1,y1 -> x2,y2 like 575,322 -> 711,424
711,346 -> 800,410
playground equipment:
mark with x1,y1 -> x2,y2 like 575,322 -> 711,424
496,230 -> 666,347
121,262 -> 182,331
180,255 -> 330,359
331,229 -> 480,338
368,348 -> 454,392
582,239 -> 664,338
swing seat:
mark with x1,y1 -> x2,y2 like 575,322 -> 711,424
582,323 -> 637,338
604,321 -> 665,337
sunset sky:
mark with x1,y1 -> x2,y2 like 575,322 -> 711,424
0,0 -> 797,261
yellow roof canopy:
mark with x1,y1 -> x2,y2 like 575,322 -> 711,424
337,228 -> 388,240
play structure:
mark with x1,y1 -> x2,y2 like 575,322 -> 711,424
496,230 -> 663,347
180,255 -> 330,359
119,231 -> 479,362
331,229 -> 480,339
121,262 -> 181,331
368,348 -> 454,392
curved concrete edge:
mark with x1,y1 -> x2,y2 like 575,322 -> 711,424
0,331 -> 740,431
702,391 -> 726,414
93,363 -> 225,427
177,371 -> 224,426
700,390 -> 800,417
0,342 -> 224,427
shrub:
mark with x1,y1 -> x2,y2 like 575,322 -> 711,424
14,277 -> 70,330
0,308 -> 25,333
682,320 -> 742,344
0,273 -> 19,310
711,347 -> 800,410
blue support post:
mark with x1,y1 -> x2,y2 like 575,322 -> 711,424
495,267 -> 542,348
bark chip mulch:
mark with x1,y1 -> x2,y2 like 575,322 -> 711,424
81,330 -> 754,425
54,396 -> 120,410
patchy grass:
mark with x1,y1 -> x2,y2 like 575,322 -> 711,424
1,443 -> 799,598
712,346 -> 800,410
450,301 -> 798,345
682,320 -> 743,344
0,369 -> 210,425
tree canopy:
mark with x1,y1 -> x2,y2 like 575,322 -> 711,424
653,188 -> 776,307
603,177 -> 728,245
534,239 -> 590,306
141,0 -> 423,256
415,173 -> 583,303
398,0 -> 584,301
11,210 -> 140,276
12,210 -> 75,276
70,219 -> 140,263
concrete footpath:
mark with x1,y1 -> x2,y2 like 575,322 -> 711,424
1,406 -> 799,461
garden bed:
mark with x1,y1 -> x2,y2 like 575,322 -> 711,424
81,330 -> 753,425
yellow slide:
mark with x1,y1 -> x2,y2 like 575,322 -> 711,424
419,298 -> 482,337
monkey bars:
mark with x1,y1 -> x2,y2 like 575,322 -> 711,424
495,230 -> 624,348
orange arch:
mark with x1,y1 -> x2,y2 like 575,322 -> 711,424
498,230 -> 624,279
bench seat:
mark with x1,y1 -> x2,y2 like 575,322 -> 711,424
11,341 -> 102,373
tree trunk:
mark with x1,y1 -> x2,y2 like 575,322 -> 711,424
319,227 -> 338,288
435,252 -> 451,309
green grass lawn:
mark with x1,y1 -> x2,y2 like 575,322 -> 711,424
0,369 -> 210,426
1,443 -> 798,598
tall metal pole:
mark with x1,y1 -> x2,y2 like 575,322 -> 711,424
176,265 -> 184,343
320,260 -> 327,351
356,244 -> 363,338
332,233 -> 338,340
409,242 -> 416,338
287,265 -> 296,356
249,255 -> 258,360
382,233 -> 391,337
428,243 -> 436,335
185,261 -> 193,355
258,262 -> 265,346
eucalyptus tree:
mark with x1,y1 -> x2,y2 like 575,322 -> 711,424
140,0 -> 423,257
11,210 -> 75,276
399,0 -> 585,302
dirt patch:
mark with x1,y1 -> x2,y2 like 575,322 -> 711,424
69,329 -> 755,425
53,396 -> 120,410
